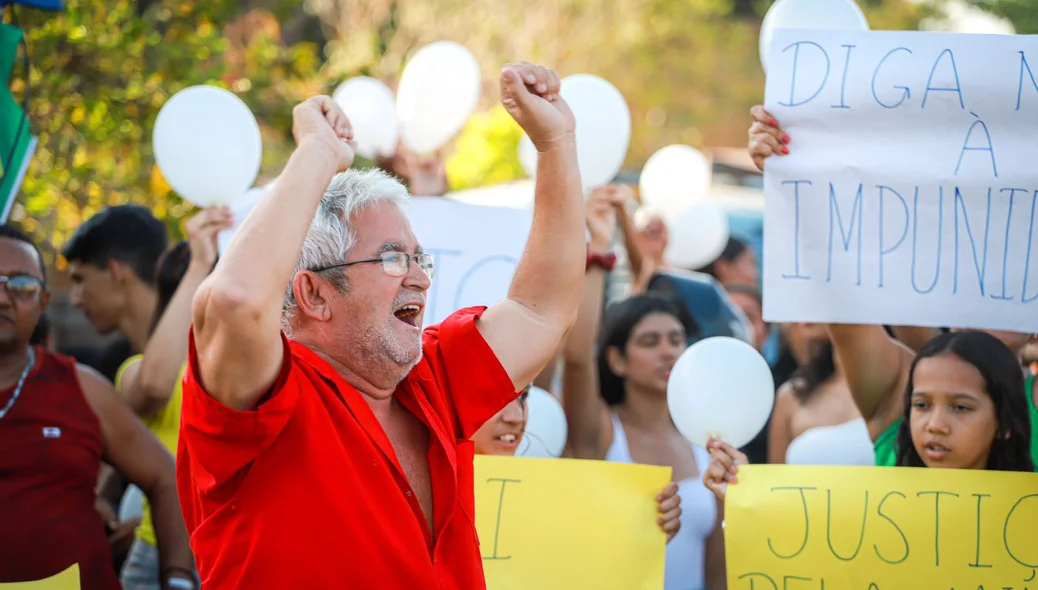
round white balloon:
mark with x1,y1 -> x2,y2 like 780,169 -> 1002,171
333,77 -> 399,160
518,386 -> 567,458
639,145 -> 712,217
153,85 -> 262,207
396,41 -> 481,154
517,73 -> 631,190
667,337 -> 775,449
759,0 -> 869,73
663,202 -> 730,270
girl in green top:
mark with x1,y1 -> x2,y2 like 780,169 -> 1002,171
705,331 -> 1033,500
890,331 -> 1033,471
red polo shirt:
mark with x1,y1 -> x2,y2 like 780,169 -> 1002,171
177,307 -> 517,589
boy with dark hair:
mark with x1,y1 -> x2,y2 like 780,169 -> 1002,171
63,205 -> 168,355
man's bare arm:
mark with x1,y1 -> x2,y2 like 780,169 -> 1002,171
190,98 -> 355,411
477,63 -> 584,391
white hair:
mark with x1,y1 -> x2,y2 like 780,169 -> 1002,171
282,168 -> 411,333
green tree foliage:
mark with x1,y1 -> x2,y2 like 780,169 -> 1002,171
967,0 -> 1037,33
10,0 -> 319,261
8,0 -> 934,240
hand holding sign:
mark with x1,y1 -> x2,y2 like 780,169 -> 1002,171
667,336 -> 774,450
748,105 -> 789,171
500,62 -> 574,151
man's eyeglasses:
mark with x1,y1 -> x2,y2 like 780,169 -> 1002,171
0,275 -> 43,301
309,252 -> 434,279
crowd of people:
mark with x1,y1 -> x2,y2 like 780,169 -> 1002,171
0,60 -> 1034,590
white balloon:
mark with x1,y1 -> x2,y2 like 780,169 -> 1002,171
518,74 -> 631,190
517,134 -> 537,179
667,337 -> 775,449
759,0 -> 869,73
217,187 -> 267,255
333,77 -> 399,160
639,145 -> 712,217
397,41 -> 481,154
518,386 -> 567,458
153,85 -> 262,207
663,202 -> 730,270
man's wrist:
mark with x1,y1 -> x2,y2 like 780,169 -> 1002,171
296,138 -> 344,174
532,132 -> 577,154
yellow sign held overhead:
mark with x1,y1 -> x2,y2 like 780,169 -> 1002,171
0,565 -> 80,590
725,465 -> 1038,589
474,455 -> 671,590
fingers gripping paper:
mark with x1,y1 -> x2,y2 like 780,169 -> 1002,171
474,456 -> 671,590
724,465 -> 1038,589
762,29 -> 1038,333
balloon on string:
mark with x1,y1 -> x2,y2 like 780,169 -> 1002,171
663,202 -> 730,270
759,0 -> 869,73
217,187 -> 268,255
332,77 -> 399,160
517,73 -> 631,191
396,41 -> 481,154
667,336 -> 774,449
639,145 -> 712,217
517,386 -> 567,458
153,85 -> 262,207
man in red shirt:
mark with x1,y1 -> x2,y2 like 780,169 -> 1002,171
178,62 -> 586,588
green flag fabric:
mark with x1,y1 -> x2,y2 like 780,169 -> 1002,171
0,23 -> 35,224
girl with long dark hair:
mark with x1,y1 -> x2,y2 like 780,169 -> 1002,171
563,187 -> 725,590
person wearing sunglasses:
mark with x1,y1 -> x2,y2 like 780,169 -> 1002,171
178,63 -> 586,589
0,226 -> 193,590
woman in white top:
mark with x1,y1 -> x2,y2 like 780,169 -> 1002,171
768,326 -> 875,466
561,186 -> 725,590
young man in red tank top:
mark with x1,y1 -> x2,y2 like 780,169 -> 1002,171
0,226 -> 195,590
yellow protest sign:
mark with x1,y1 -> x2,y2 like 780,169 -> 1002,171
474,455 -> 671,590
725,465 -> 1038,589
0,565 -> 80,590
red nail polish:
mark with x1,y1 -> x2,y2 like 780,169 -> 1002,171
781,146 -> 790,155
770,119 -> 779,127
782,135 -> 790,143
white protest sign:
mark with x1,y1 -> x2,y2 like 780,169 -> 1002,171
407,197 -> 532,326
763,29 -> 1038,333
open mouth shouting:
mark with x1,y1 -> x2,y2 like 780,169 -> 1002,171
393,301 -> 424,329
